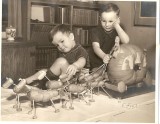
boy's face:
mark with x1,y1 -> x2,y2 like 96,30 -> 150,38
100,11 -> 119,32
52,31 -> 75,53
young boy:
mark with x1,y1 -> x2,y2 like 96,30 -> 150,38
19,24 -> 90,89
89,3 -> 129,70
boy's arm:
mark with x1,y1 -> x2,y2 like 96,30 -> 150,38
73,57 -> 86,70
92,42 -> 106,59
92,42 -> 112,64
66,57 -> 86,78
114,21 -> 130,44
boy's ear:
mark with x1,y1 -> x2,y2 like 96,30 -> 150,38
69,33 -> 74,40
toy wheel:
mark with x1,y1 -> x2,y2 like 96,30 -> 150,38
136,82 -> 143,88
28,111 -> 32,114
89,99 -> 95,102
16,108 -> 22,111
107,94 -> 113,99
94,92 -> 97,95
33,115 -> 37,119
55,109 -> 60,113
13,104 -> 18,108
117,94 -> 124,99
86,102 -> 91,105
117,81 -> 127,93
78,96 -> 83,100
117,97 -> 122,100
87,94 -> 91,98
69,106 -> 74,110
62,105 -> 67,108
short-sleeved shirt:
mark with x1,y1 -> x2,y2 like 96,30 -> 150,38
88,26 -> 118,69
58,44 -> 90,68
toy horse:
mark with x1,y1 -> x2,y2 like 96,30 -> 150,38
105,43 -> 153,93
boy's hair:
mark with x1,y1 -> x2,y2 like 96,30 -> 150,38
99,3 -> 120,16
49,24 -> 71,42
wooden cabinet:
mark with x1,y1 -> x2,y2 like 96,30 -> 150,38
1,40 -> 36,83
35,45 -> 59,71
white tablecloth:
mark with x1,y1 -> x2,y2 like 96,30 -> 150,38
1,87 -> 155,122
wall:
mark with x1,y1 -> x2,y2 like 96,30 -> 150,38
97,1 -> 156,78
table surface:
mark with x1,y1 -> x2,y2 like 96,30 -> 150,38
1,87 -> 156,122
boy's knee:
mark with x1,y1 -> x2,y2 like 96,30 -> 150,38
55,57 -> 69,66
50,57 -> 69,76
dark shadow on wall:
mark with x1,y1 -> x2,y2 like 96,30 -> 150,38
146,45 -> 156,79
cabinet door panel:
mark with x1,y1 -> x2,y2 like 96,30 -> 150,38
2,46 -> 36,82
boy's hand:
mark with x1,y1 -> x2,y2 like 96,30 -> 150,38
66,64 -> 78,79
103,54 -> 111,64
115,36 -> 120,43
113,18 -> 120,28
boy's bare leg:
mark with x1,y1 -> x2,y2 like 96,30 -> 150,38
25,57 -> 69,85
25,69 -> 47,84
50,57 -> 69,77
50,57 -> 71,107
22,58 -> 69,84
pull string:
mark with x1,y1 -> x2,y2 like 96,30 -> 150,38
90,64 -> 106,75
89,64 -> 107,90
45,75 -> 51,82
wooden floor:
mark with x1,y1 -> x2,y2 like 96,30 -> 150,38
1,85 -> 156,122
